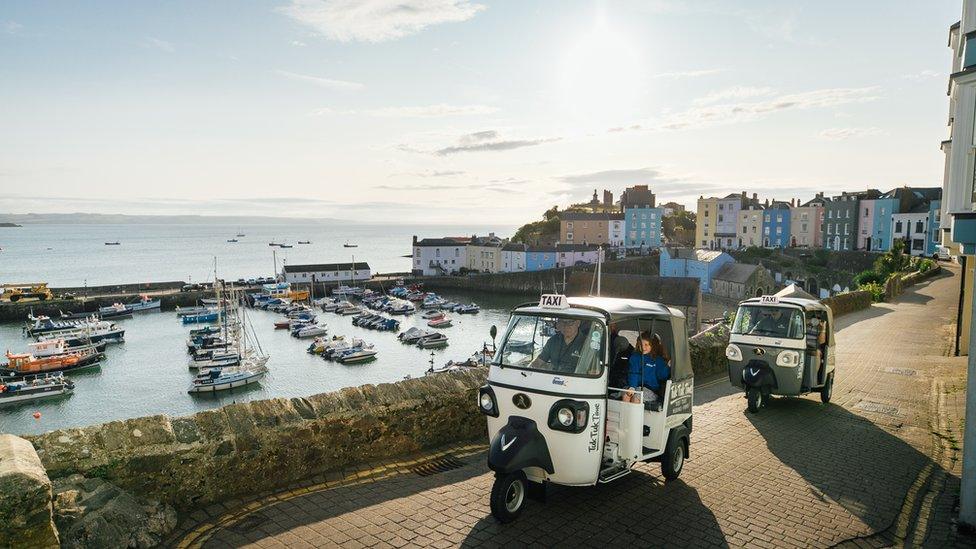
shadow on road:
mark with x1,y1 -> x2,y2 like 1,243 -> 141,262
748,396 -> 940,537
460,472 -> 728,548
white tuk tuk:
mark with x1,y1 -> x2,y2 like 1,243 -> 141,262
478,294 -> 694,522
726,285 -> 836,413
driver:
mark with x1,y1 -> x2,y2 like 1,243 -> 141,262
530,318 -> 586,373
751,308 -> 788,335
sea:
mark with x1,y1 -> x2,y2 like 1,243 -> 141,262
0,222 -> 517,435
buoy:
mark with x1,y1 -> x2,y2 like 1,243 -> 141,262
32,412 -> 41,420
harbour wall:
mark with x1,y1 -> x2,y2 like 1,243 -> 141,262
0,290 -> 217,324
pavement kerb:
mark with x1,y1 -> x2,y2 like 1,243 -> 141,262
171,442 -> 488,549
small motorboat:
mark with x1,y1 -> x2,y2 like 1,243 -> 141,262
337,348 -> 377,364
227,239 -> 238,243
343,241 -> 357,248
293,324 -> 327,338
428,316 -> 452,329
337,304 -> 363,316
279,244 -> 293,248
182,311 -> 219,324
455,304 -> 480,314
398,327 -> 434,344
417,332 -> 449,349
127,295 -> 161,312
104,241 -> 121,245
274,320 -> 292,330
176,306 -> 211,317
298,240 -> 311,244
0,373 -> 74,406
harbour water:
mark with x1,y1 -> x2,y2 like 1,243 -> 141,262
0,222 -> 512,286
0,221 -> 519,435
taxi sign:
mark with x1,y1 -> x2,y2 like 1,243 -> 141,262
539,294 -> 569,309
760,295 -> 779,304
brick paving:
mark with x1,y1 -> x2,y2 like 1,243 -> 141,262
171,269 -> 973,548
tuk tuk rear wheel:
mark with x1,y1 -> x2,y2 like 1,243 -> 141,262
820,373 -> 833,404
747,388 -> 763,413
490,471 -> 527,523
661,436 -> 686,480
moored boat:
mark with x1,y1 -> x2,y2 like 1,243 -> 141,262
417,332 -> 449,349
336,348 -> 377,364
1,349 -> 100,376
187,364 -> 266,393
0,373 -> 74,405
428,316 -> 452,329
127,295 -> 161,312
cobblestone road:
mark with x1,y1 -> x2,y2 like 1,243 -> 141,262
172,269 -> 972,548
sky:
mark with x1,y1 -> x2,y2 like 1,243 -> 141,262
0,0 -> 963,225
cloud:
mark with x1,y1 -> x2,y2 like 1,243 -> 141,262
144,37 -> 175,52
290,40 -> 307,47
651,68 -> 726,79
2,21 -> 23,34
658,87 -> 880,130
607,125 -> 643,133
817,127 -> 885,140
692,86 -> 776,106
557,168 -> 679,192
902,70 -> 940,81
393,169 -> 466,178
279,0 -> 486,43
276,70 -> 364,91
312,103 -> 496,117
434,133 -> 559,155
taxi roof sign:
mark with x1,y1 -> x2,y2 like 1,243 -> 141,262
759,295 -> 779,304
539,294 -> 569,309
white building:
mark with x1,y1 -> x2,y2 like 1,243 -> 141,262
500,243 -> 527,273
891,212 -> 932,257
555,244 -> 605,267
610,217 -> 625,247
412,236 -> 468,276
282,262 -> 371,284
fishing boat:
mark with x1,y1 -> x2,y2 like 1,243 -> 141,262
175,305 -> 212,317
182,311 -> 219,324
35,321 -> 125,346
417,332 -> 449,349
1,349 -> 100,376
333,285 -> 363,297
227,239 -> 238,243
336,348 -> 377,364
298,240 -> 311,244
0,373 -> 74,406
98,302 -> 134,318
428,316 -> 452,329
104,242 -> 121,246
25,315 -> 100,336
236,229 -> 245,237
28,339 -> 106,358
343,241 -> 357,248
279,244 -> 293,248
127,295 -> 161,312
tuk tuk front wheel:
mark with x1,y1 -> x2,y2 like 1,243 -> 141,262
747,387 -> 763,413
820,373 -> 834,404
490,471 -> 527,523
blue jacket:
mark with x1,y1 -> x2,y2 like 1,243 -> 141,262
627,353 -> 670,391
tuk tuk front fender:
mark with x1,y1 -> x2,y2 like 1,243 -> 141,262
741,359 -> 776,389
487,416 -> 555,475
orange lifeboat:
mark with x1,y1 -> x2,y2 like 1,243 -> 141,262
3,351 -> 82,375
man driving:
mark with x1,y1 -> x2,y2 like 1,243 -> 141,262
530,318 -> 586,373
750,308 -> 789,336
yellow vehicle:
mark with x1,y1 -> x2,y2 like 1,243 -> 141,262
1,283 -> 54,302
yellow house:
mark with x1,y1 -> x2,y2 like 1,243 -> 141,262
466,234 -> 504,273
695,196 -> 720,249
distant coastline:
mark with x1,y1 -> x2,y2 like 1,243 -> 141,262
0,222 -> 21,227
0,213 -> 352,226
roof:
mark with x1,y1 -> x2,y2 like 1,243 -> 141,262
469,235 -> 504,246
767,201 -> 791,210
664,247 -> 726,262
283,262 -> 370,273
526,245 -> 558,253
556,243 -> 602,252
559,212 -> 624,221
415,237 -> 468,247
713,263 -> 762,284
502,243 -> 527,252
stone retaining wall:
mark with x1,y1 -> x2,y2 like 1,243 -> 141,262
0,435 -> 59,548
689,323 -> 730,379
822,290 -> 873,317
27,369 -> 488,509
885,265 -> 943,301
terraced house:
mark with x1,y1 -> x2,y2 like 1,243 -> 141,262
762,200 -> 792,248
790,194 -> 827,248
823,190 -> 879,251
559,212 -> 624,247
466,233 -> 504,273
621,184 -> 662,250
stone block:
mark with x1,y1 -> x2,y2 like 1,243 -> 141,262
0,435 -> 59,548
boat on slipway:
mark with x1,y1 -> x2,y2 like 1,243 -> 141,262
0,373 -> 74,406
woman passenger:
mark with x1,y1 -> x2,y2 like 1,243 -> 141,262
623,332 -> 671,405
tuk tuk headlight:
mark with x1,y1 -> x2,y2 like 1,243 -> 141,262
556,407 -> 574,427
478,386 -> 498,417
725,344 -> 742,361
548,399 -> 589,433
775,350 -> 801,367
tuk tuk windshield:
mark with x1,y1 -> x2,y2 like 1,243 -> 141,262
731,305 -> 805,339
496,314 -> 604,376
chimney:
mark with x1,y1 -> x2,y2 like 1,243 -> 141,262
741,191 -> 746,199
790,198 -> 795,207
412,235 -> 418,246
752,192 -> 758,201
764,198 -> 770,207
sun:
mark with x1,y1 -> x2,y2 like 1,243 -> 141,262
558,16 -> 645,126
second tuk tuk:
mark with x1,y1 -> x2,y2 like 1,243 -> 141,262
725,285 -> 836,413
478,294 -> 695,523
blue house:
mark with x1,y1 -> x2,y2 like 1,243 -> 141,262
929,199 -> 942,255
762,202 -> 791,248
871,197 -> 900,252
659,247 -> 733,293
525,246 -> 557,271
624,207 -> 664,250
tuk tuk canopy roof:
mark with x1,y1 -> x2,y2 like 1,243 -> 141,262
740,284 -> 829,313
513,297 -> 682,322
